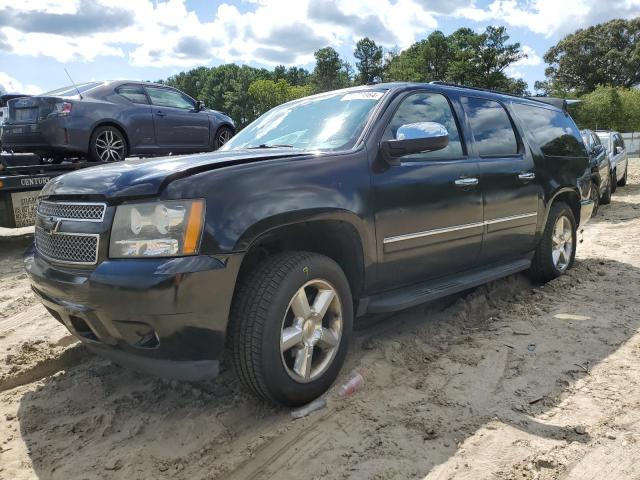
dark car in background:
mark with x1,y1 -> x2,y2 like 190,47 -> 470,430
1,81 -> 234,162
581,129 -> 612,214
1,93 -> 31,147
27,82 -> 594,406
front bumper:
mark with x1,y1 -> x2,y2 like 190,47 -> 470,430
25,246 -> 243,381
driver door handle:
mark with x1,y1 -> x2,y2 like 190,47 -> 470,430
518,172 -> 536,182
455,177 -> 479,188
156,111 -> 166,117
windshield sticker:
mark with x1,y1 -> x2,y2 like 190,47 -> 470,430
340,91 -> 384,102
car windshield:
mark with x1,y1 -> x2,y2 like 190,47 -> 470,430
221,89 -> 387,152
42,82 -> 102,97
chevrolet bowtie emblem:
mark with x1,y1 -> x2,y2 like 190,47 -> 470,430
43,216 -> 62,234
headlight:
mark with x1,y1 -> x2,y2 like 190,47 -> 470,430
109,199 -> 205,258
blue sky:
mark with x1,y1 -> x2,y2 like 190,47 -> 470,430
0,0 -> 639,95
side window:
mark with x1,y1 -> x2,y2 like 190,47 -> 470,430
512,103 -> 587,158
614,134 -> 625,150
116,85 -> 148,104
145,88 -> 194,110
461,96 -> 518,157
385,92 -> 464,160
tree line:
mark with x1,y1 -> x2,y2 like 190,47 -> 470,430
163,18 -> 640,132
162,25 -> 528,129
538,18 -> 640,133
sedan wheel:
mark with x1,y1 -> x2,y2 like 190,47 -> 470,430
90,126 -> 127,162
280,279 -> 343,383
214,126 -> 233,149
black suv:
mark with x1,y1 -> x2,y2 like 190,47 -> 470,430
26,83 -> 594,406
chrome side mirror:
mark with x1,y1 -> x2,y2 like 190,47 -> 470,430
381,122 -> 449,164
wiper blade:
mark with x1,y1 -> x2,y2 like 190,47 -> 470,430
246,144 -> 294,149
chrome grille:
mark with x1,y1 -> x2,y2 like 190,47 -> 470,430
37,201 -> 105,221
35,227 -> 99,265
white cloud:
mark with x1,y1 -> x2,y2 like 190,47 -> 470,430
458,0 -> 640,37
0,0 -> 442,68
512,45 -> 542,67
0,71 -> 41,94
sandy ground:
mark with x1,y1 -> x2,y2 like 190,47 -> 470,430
1,161 -> 640,480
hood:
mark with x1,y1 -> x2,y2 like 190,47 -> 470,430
41,148 -> 308,200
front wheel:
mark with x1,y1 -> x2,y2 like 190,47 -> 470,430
229,252 -> 353,406
213,126 -> 234,149
610,169 -> 617,194
618,165 -> 628,187
590,181 -> 600,216
89,126 -> 128,162
601,169 -> 612,205
529,202 -> 577,283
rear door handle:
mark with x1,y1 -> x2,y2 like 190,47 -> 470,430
518,172 -> 536,182
455,177 -> 479,188
156,111 -> 166,117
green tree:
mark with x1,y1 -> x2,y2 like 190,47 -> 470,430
354,37 -> 384,84
571,86 -> 640,132
543,18 -> 640,94
312,47 -> 350,92
248,79 -> 313,117
384,27 -> 527,93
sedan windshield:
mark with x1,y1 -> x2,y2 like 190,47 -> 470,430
221,89 -> 387,152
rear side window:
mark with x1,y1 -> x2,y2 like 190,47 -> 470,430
461,97 -> 518,157
116,85 -> 148,104
512,103 -> 587,158
385,92 -> 464,161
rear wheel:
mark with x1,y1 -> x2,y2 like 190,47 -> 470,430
618,165 -> 628,187
229,252 -> 353,406
213,126 -> 233,149
529,202 -> 576,283
89,126 -> 127,162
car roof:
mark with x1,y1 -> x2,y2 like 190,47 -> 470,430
293,81 -> 565,112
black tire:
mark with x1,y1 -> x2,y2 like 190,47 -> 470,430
601,169 -> 612,205
529,202 -> 577,283
590,181 -> 600,216
229,251 -> 353,406
89,126 -> 128,162
213,125 -> 234,149
610,169 -> 617,194
618,165 -> 628,187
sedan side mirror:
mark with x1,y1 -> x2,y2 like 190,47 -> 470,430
196,100 -> 206,111
593,144 -> 604,156
381,122 -> 449,165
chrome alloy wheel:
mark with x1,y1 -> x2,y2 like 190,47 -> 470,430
95,129 -> 125,161
217,128 -> 232,146
280,279 -> 343,383
552,215 -> 573,272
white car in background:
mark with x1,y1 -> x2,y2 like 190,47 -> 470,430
596,130 -> 629,191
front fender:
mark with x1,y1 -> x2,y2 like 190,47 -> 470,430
162,150 -> 375,259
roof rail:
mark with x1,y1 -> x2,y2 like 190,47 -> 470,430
429,81 -> 526,100
428,81 -> 574,110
